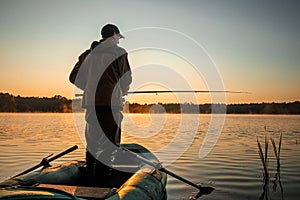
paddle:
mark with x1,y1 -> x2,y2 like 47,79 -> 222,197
12,145 -> 78,178
121,147 -> 214,196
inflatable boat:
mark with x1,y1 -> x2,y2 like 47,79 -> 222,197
0,144 -> 167,200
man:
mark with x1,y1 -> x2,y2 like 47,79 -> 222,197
71,24 -> 132,179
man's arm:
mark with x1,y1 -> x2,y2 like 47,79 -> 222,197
119,53 -> 132,96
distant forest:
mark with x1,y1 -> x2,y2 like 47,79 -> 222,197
126,102 -> 300,114
1,92 -> 300,114
0,93 -> 72,112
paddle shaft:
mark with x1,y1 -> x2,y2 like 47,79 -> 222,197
47,145 -> 78,163
122,148 -> 201,190
160,168 -> 201,189
13,145 -> 78,178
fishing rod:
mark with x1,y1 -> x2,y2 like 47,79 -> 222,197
127,90 -> 249,94
75,90 -> 249,97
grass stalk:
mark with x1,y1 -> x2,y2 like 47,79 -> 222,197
271,133 -> 282,173
265,136 -> 268,171
257,136 -> 269,181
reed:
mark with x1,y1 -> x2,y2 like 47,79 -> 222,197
271,132 -> 282,173
257,135 -> 269,181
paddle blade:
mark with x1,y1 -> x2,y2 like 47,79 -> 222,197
201,186 -> 215,195
190,186 -> 215,200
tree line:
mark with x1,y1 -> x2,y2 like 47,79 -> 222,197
126,101 -> 300,114
1,92 -> 299,114
0,93 -> 72,112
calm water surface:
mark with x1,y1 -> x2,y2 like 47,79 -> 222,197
0,113 -> 299,200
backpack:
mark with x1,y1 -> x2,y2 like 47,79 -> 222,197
69,41 -> 99,90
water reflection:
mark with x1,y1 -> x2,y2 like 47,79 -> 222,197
259,173 -> 284,200
272,172 -> 284,200
0,114 -> 299,200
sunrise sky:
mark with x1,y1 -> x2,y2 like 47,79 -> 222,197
0,0 -> 299,104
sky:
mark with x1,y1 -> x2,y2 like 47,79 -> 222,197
0,0 -> 299,104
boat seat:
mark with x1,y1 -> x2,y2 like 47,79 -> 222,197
38,184 -> 115,199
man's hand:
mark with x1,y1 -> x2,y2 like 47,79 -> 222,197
122,91 -> 128,96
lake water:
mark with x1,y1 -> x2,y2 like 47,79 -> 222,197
0,113 -> 299,199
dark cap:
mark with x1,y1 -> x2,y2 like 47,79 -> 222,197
101,24 -> 125,39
